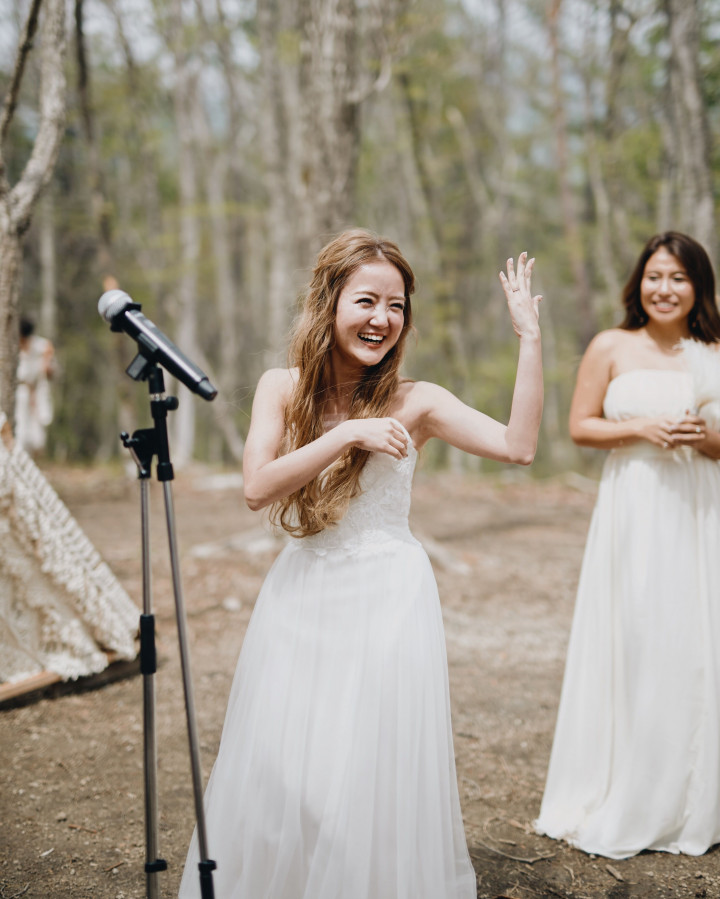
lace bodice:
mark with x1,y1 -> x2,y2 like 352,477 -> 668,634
296,435 -> 420,557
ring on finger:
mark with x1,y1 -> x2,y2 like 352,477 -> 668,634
663,441 -> 669,448
696,426 -> 702,433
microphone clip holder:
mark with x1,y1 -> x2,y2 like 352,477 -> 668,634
125,336 -> 182,388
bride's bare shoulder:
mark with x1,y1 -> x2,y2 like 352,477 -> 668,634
397,379 -> 449,407
254,367 -> 297,401
258,367 -> 297,384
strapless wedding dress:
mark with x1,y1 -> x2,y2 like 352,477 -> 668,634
179,430 -> 476,898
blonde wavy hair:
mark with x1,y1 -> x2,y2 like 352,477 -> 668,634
272,229 -> 416,537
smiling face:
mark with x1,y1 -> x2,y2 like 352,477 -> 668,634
330,259 -> 407,376
639,247 -> 696,331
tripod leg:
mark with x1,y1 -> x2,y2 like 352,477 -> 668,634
139,478 -> 167,898
162,481 -> 216,896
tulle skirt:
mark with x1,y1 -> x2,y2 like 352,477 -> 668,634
178,537 -> 475,898
536,447 -> 720,858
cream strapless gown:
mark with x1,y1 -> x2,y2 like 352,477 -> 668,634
536,346 -> 720,859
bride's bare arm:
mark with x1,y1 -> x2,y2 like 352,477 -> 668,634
243,369 -> 408,511
413,252 -> 543,464
413,331 -> 542,465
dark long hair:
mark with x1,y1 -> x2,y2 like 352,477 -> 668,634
619,231 -> 720,343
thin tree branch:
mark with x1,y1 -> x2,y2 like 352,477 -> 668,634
0,0 -> 45,190
75,0 -> 114,273
74,0 -> 93,144
9,0 -> 67,231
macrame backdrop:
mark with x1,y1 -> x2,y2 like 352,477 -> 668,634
0,412 -> 138,685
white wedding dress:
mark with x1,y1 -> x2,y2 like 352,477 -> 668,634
178,430 -> 476,898
536,343 -> 720,859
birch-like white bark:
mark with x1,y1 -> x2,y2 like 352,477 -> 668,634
0,0 -> 66,423
666,0 -> 716,261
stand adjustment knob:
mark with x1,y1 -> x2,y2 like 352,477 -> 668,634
145,858 -> 168,873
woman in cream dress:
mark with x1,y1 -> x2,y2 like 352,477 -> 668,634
536,232 -> 720,859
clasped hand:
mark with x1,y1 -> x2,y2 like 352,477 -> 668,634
643,413 -> 707,449
342,417 -> 408,459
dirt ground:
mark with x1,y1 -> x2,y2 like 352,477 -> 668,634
1,462 -> 718,899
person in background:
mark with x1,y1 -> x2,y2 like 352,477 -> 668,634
15,315 -> 56,455
535,231 -> 720,859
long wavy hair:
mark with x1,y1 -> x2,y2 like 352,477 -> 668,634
272,229 -> 416,537
619,231 -> 720,342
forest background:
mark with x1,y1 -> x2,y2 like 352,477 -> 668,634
0,0 -> 716,475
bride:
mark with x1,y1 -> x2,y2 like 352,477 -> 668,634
179,228 -> 543,898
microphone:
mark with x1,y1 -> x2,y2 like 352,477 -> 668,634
98,290 -> 217,401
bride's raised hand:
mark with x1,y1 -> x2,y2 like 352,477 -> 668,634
341,417 -> 408,459
498,252 -> 542,339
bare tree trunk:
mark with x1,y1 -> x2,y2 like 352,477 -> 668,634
398,70 -> 446,258
539,300 -> 573,468
207,154 -> 238,389
246,213 -> 268,378
398,71 -> 472,473
191,0 -> 241,381
656,110 -> 676,236
170,59 -> 201,468
74,0 -> 114,281
257,0 -> 372,364
257,0 -> 304,365
190,91 -> 246,463
601,0 -> 636,273
606,7 -> 635,271
107,0 -> 166,299
0,0 -> 66,423
665,0 -> 716,260
581,0 -> 636,309
0,232 -> 24,417
548,0 -> 595,349
301,0 -> 360,246
582,74 -> 621,314
448,0 -> 514,267
38,189 -> 57,342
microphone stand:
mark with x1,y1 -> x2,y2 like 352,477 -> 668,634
121,358 -> 216,899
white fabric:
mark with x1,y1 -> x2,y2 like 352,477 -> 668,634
0,413 -> 138,684
179,431 -> 476,899
536,343 -> 720,859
